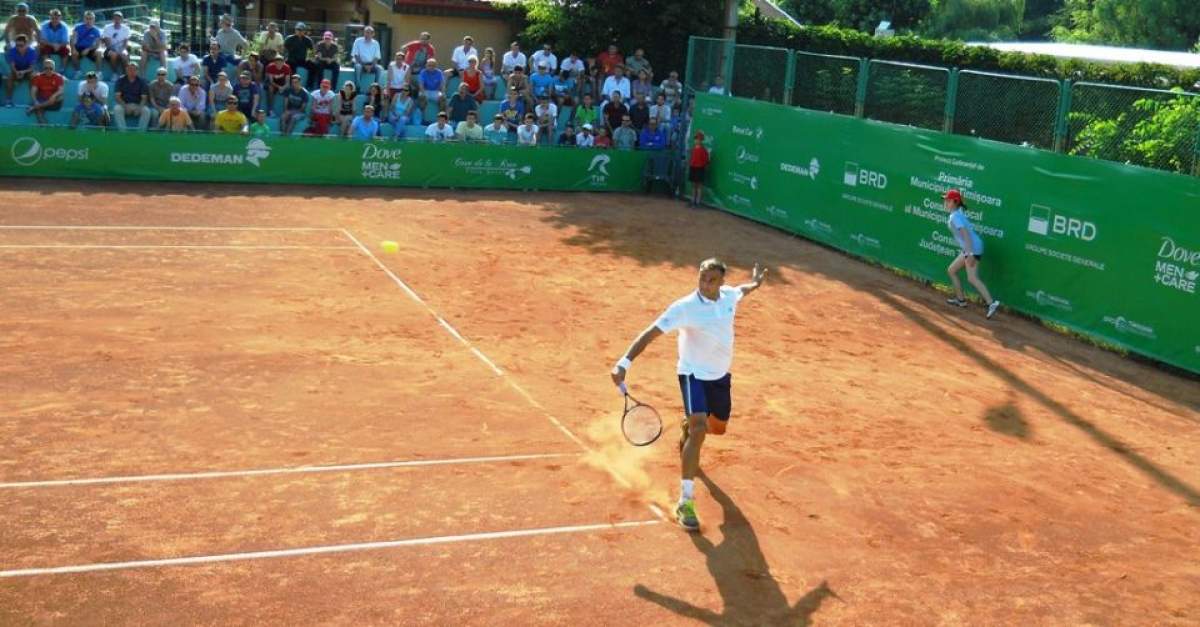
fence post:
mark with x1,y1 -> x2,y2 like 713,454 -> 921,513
854,58 -> 869,118
1054,80 -> 1072,153
684,37 -> 696,92
721,40 -> 736,95
943,68 -> 959,134
783,50 -> 796,106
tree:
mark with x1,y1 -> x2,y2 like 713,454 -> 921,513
781,0 -> 837,25
924,0 -> 1025,42
1053,0 -> 1200,50
834,0 -> 933,32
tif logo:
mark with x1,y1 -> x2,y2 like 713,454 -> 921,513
843,161 -> 887,189
588,154 -> 611,177
1028,204 -> 1096,241
244,139 -> 271,167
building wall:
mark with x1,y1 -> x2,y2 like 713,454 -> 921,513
376,13 -> 513,65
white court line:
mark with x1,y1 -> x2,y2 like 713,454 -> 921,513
0,225 -> 338,232
0,519 -> 661,578
0,245 -> 359,251
0,453 -> 575,490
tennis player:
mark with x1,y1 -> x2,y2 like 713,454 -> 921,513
943,189 -> 1000,319
611,258 -> 766,531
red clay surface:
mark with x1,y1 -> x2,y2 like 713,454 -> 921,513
1,180 -> 1197,626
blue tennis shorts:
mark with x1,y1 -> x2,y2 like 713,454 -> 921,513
677,373 -> 732,421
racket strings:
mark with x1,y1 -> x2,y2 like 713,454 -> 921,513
622,404 -> 662,445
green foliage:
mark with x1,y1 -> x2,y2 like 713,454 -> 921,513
835,0 -> 934,32
925,0 -> 1024,42
781,0 -> 837,25
1070,93 -> 1200,173
1053,0 -> 1200,50
1020,0 -> 1062,39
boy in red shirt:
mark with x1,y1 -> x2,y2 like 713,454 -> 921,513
264,56 -> 292,115
688,131 -> 709,208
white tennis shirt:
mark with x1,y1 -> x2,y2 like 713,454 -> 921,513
654,286 -> 743,381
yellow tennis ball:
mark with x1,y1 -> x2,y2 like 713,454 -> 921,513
380,240 -> 399,254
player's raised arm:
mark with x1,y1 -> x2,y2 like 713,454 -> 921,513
737,262 -> 768,297
610,324 -> 663,386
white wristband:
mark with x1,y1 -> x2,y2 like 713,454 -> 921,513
613,357 -> 632,374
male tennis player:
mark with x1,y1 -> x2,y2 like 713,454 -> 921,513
611,258 -> 766,531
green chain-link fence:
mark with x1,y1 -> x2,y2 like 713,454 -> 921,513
685,37 -> 734,95
792,51 -> 860,116
863,60 -> 949,132
1067,82 -> 1200,174
731,44 -> 790,104
954,70 -> 1062,150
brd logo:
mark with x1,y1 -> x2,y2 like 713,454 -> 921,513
1028,204 -> 1097,241
842,161 -> 887,188
10,137 -> 90,167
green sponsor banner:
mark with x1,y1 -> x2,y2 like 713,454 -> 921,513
694,93 -> 1200,374
0,127 -> 647,192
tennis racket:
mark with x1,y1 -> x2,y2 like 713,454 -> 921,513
618,382 -> 662,446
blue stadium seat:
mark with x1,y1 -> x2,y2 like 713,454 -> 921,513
478,100 -> 500,121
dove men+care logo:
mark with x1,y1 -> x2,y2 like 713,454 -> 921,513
1153,236 -> 1200,294
170,139 -> 272,167
10,136 -> 90,167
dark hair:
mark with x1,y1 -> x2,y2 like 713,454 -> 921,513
699,258 -> 727,275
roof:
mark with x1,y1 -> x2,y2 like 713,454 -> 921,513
969,42 -> 1200,70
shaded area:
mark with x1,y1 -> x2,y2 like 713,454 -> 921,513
984,397 -> 1032,440
634,471 -> 839,625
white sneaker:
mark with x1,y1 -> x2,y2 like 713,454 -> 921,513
987,300 -> 1001,319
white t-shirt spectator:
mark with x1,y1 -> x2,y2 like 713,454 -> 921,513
425,121 -> 456,141
352,37 -> 382,65
456,121 -> 483,141
78,80 -> 110,104
310,89 -> 335,114
530,50 -> 557,71
534,101 -> 557,121
451,45 -> 477,71
708,85 -> 726,95
561,56 -> 585,75
172,54 -> 202,81
654,286 -> 744,380
516,123 -> 537,145
649,103 -> 672,124
602,74 -> 631,101
177,85 -> 206,113
576,131 -> 594,147
501,50 -> 526,74
101,23 -> 131,53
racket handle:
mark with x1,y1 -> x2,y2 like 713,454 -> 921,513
618,382 -> 628,396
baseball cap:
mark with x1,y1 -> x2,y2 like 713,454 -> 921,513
157,67 -> 168,74
582,123 -> 593,130
85,71 -> 98,79
16,2 -> 28,9
295,21 -> 308,30
694,131 -> 704,140
112,10 -> 123,17
944,189 -> 963,202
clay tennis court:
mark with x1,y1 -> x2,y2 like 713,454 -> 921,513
1,179 -> 1197,625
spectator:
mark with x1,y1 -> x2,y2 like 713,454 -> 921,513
498,88 -> 523,132
449,35 -> 477,79
5,2 -> 37,46
147,67 -> 174,121
425,110 -> 455,142
255,22 -> 284,62
113,61 -> 151,131
557,123 -> 576,147
178,75 -> 207,129
69,11 -> 102,74
311,31 -> 340,90
364,82 -> 385,115
171,43 -> 202,85
248,108 -> 270,137
76,70 -> 108,105
214,15 -> 248,56
461,56 -> 484,103
480,47 -> 498,99
279,74 -> 309,135
70,92 -> 108,128
631,70 -> 653,104
38,10 -> 70,68
157,96 -> 193,132
385,51 -> 410,100
612,114 -> 637,149
100,11 -> 132,76
484,113 -> 507,144
552,69 -> 576,107
530,43 -> 557,72
687,131 -> 708,207
386,84 -> 414,139
625,48 -> 652,79
263,56 -> 290,114
307,78 -> 335,136
658,70 -> 682,108
141,20 -> 169,79
202,41 -> 236,87
417,58 -> 446,114
334,80 -> 357,137
708,75 -> 727,95
237,51 -> 264,84
579,64 -> 602,102
516,112 -> 537,146
232,71 -> 260,119
602,90 -> 627,131
572,93 -> 598,129
593,126 -> 612,148
601,66 -> 631,103
207,71 -> 233,115
447,82 -> 477,124
25,58 -> 63,124
629,95 -> 650,130
458,111 -> 486,141
3,34 -> 36,106
283,23 -> 313,85
596,44 -> 621,75
501,41 -> 525,77
535,107 -> 554,144
561,52 -> 585,77
350,104 -> 380,140
530,62 -> 555,102
649,92 -> 672,127
533,94 -> 557,126
401,31 -> 435,68
638,117 -> 667,150
507,65 -> 531,110
214,95 -> 248,133
576,123 -> 594,147
352,26 -> 382,84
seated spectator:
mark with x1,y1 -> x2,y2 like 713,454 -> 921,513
594,126 -> 612,148
530,62 -> 555,102
460,56 -> 484,103
26,59 -> 64,124
602,91 -> 627,131
279,74 -> 309,136
480,47 -> 498,99
386,84 -> 414,139
147,67 -> 175,122
561,52 -> 585,77
533,94 -> 557,126
70,11 -> 102,74
171,43 -> 202,85
557,124 -> 576,147
113,61 -> 151,131
708,75 -> 727,95
352,26 -> 383,84
401,31 -> 435,68
629,96 -> 650,130
535,109 -> 554,145
448,35 -> 477,79
311,31 -> 340,90
237,52 -> 265,85
456,110 -> 484,142
214,95 -> 248,134
100,12 -> 132,77
350,104 -> 380,140
77,70 -> 108,105
264,56 -> 291,115
483,113 -> 507,144
385,51 -> 410,99
625,48 -> 652,79
364,82 -> 385,115
178,74 -> 207,129
631,70 -> 653,104
498,88 -> 524,132
157,96 -> 193,132
4,34 -> 37,106
255,22 -> 284,62
576,123 -> 595,147
612,114 -> 637,150
639,117 -> 668,150
6,3 -> 38,46
507,65 -> 532,110
283,23 -> 314,84
649,93 -> 672,126
425,110 -> 455,141
417,58 -> 446,114
447,82 -> 477,124
207,71 -> 233,114
334,80 -> 357,137
602,67 -> 631,104
214,15 -> 248,56
202,41 -> 236,87
596,44 -> 621,76
70,92 -> 108,128
579,64 -> 602,102
501,41 -> 525,78
232,71 -> 260,119
658,70 -> 683,108
248,108 -> 270,137
531,43 -> 557,73
38,10 -> 71,68
572,93 -> 598,129
552,69 -> 576,107
141,20 -> 169,79
516,112 -> 538,146
307,78 -> 335,136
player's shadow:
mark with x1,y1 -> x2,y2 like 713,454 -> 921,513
984,396 -> 1031,440
633,471 -> 839,625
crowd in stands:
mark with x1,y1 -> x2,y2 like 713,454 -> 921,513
2,4 -> 701,150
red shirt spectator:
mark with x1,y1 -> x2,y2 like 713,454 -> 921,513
596,45 -> 622,75
32,71 -> 64,101
403,33 -> 436,67
690,137 -> 710,168
265,60 -> 292,87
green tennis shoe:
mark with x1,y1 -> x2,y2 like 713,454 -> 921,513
675,500 -> 700,531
